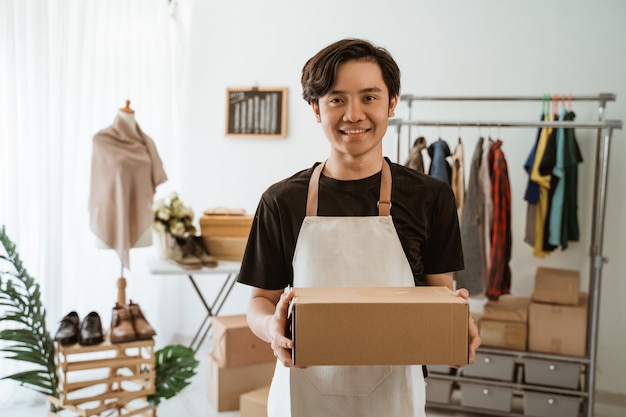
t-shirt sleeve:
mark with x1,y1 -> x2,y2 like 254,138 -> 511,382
237,193 -> 294,290
422,184 -> 464,274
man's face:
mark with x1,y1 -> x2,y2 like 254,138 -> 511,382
312,59 -> 397,161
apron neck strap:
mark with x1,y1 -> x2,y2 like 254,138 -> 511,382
306,159 -> 392,216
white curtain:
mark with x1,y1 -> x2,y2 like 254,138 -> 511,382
0,0 -> 185,405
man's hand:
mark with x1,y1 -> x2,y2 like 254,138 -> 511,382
453,288 -> 481,367
268,289 -> 295,367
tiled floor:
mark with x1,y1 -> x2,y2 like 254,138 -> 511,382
3,348 -> 626,417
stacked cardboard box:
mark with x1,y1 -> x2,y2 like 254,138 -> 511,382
480,295 -> 530,351
528,267 -> 588,357
207,314 -> 275,412
199,211 -> 253,261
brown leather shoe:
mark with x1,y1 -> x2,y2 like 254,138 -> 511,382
128,300 -> 156,340
110,304 -> 136,344
190,236 -> 218,267
171,236 -> 203,269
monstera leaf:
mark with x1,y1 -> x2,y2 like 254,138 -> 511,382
0,226 -> 58,398
148,343 -> 199,406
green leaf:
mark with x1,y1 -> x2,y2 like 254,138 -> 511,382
1,370 -> 56,396
0,226 -> 58,398
148,344 -> 199,406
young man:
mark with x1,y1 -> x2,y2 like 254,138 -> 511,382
237,38 -> 480,417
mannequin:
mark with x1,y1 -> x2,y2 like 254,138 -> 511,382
94,100 -> 153,251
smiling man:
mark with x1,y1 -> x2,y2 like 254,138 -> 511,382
237,38 -> 480,417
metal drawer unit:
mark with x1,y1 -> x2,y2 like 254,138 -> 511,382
425,347 -> 589,417
523,357 -> 584,390
461,351 -> 517,381
459,381 -> 514,412
523,391 -> 583,417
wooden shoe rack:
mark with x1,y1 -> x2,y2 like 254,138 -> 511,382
47,338 -> 156,417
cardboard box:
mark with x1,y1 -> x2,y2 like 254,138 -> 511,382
212,314 -> 275,367
200,214 -> 253,237
479,319 -> 527,351
532,267 -> 580,306
202,236 -> 248,261
482,295 -> 531,323
207,353 -> 275,412
291,286 -> 469,366
528,293 -> 588,357
240,385 -> 270,417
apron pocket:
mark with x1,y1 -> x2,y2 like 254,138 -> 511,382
296,365 -> 392,396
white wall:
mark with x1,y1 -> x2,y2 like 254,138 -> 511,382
151,0 -> 626,395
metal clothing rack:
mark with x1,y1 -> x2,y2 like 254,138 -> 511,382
389,93 -> 622,417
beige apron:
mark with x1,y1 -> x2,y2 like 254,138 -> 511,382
267,161 -> 426,417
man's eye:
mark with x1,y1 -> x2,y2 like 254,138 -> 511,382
364,96 -> 377,101
329,98 -> 343,104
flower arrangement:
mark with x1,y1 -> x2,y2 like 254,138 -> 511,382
153,192 -> 197,237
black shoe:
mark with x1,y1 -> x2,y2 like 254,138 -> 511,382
54,311 -> 80,346
79,312 -> 104,346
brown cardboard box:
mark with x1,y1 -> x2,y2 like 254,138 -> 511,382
479,319 -> 527,351
528,293 -> 588,357
212,314 -> 275,367
207,353 -> 275,412
200,214 -> 253,237
291,286 -> 469,366
482,295 -> 531,323
199,214 -> 253,261
532,267 -> 580,306
240,385 -> 270,417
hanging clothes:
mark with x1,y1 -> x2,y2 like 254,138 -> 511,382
478,137 -> 494,288
523,113 -> 546,247
486,140 -> 512,301
548,107 -> 569,247
405,136 -> 427,173
451,138 -> 465,222
89,115 -> 168,268
427,139 -> 452,184
560,111 -> 583,247
456,137 -> 485,296
529,113 -> 553,258
538,117 -> 559,253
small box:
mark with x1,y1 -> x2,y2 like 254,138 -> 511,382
461,352 -> 516,381
479,319 -> 527,351
532,267 -> 580,306
523,391 -> 582,417
200,214 -> 253,237
207,353 -> 275,412
203,236 -> 248,261
240,385 -> 270,417
459,382 -> 513,412
425,378 -> 453,404
212,314 -> 275,367
523,358 -> 583,390
290,286 -> 469,366
482,295 -> 531,322
528,293 -> 588,357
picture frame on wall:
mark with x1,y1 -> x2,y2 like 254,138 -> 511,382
225,87 -> 288,138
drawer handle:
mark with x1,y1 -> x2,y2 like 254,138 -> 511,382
548,364 -> 556,371
483,357 -> 491,364
548,398 -> 555,405
482,389 -> 490,395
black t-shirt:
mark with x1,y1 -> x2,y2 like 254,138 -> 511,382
237,158 -> 464,290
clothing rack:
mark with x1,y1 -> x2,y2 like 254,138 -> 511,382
390,94 -> 622,417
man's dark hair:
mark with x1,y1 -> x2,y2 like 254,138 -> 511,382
301,38 -> 401,104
